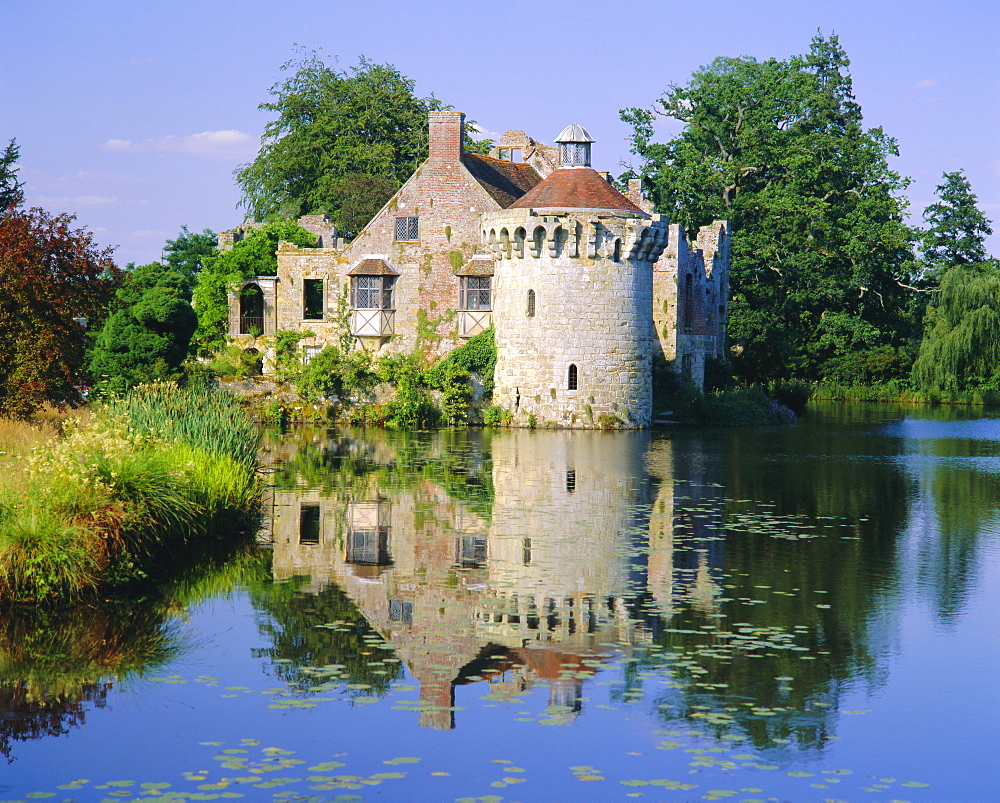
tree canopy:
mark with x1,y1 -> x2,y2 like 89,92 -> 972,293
918,170 -> 994,284
622,34 -> 916,383
163,225 -> 217,299
89,261 -> 197,396
0,204 -> 119,416
910,174 -> 997,392
234,54 -> 442,231
0,140 -> 23,215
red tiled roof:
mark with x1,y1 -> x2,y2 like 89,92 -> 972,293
463,153 -> 542,208
507,167 -> 647,215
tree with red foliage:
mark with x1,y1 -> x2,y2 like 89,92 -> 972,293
0,205 -> 119,416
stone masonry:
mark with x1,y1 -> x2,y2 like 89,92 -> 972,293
224,111 -> 730,427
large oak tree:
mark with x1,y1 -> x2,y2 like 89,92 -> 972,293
622,35 -> 916,383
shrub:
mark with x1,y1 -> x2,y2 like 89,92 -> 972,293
482,405 -> 512,426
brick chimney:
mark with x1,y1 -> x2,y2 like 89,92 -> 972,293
428,111 -> 464,161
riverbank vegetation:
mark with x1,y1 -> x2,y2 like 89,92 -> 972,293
0,383 -> 262,603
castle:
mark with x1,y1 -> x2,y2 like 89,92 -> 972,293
225,112 -> 729,429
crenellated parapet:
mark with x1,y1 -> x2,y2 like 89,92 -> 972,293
482,208 -> 669,265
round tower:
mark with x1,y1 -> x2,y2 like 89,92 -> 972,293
484,125 -> 670,429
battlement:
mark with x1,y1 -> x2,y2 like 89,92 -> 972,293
483,208 -> 669,265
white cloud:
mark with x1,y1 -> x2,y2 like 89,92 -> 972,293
102,130 -> 258,161
916,79 -> 937,89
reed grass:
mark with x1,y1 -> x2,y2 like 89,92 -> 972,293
0,383 -> 263,603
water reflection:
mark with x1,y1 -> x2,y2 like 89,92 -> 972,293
260,412 -> 1000,747
263,428 -> 742,732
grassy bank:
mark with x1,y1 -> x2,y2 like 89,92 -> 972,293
0,383 -> 262,603
810,381 -> 1000,406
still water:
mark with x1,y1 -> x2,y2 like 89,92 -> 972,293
3,403 -> 999,801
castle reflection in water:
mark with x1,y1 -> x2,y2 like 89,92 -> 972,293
263,428 -> 724,729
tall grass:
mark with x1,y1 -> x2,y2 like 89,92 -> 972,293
0,383 -> 263,603
103,381 -> 260,467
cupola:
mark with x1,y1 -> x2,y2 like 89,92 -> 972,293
555,124 -> 595,168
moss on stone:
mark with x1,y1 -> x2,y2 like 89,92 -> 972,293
449,250 -> 465,271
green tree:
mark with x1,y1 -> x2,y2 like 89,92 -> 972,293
911,263 -> 1000,392
621,34 -> 915,383
191,221 -> 315,355
89,262 -> 197,395
0,140 -> 23,215
0,205 -> 119,416
162,225 -> 217,299
919,170 -> 993,283
235,53 -> 442,226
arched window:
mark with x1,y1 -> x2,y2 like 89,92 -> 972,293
612,239 -> 621,262
567,363 -> 578,390
527,289 -> 535,317
239,283 -> 264,335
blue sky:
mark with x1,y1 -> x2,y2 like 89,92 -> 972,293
4,0 -> 998,265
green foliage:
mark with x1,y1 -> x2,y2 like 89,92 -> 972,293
273,329 -> 313,382
235,52 -> 443,225
482,405 -> 512,427
162,225 -> 217,299
103,382 -> 261,468
191,221 -> 314,356
622,34 -> 915,383
0,139 -> 23,214
326,172 -> 400,240
919,170 -> 994,283
424,361 -> 473,426
376,352 -> 439,429
912,263 -> 1000,392
0,384 -> 261,601
89,261 -> 197,397
439,326 -> 496,396
296,346 -> 375,405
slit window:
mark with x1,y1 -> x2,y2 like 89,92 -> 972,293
394,216 -> 419,241
566,469 -> 576,493
567,363 -> 578,391
526,289 -> 535,317
303,279 -> 324,320
299,504 -> 321,545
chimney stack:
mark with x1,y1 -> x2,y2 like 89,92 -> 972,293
428,111 -> 464,161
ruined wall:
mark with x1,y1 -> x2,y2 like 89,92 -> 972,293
487,207 -> 668,429
652,221 -> 730,387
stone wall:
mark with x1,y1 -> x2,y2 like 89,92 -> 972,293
486,207 -> 669,429
652,221 -> 730,387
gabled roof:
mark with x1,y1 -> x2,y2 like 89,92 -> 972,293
507,167 -> 647,216
463,153 -> 542,209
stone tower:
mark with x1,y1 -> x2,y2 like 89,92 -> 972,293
484,125 -> 670,429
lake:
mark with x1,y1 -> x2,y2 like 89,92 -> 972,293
2,403 -> 999,801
